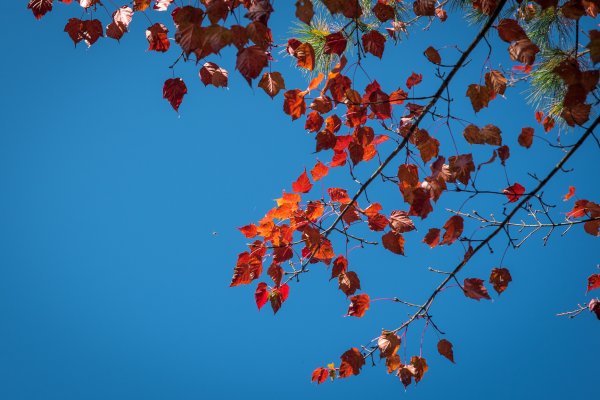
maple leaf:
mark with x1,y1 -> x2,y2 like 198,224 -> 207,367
423,228 -> 441,248
311,367 -> 328,384
437,339 -> 455,363
255,282 -> 269,310
338,348 -> 365,378
258,72 -> 285,98
424,46 -> 441,64
28,0 -> 53,20
463,278 -> 492,301
106,6 -> 134,41
485,70 -> 507,96
199,62 -> 228,88
440,215 -> 464,246
347,294 -> 370,317
236,46 -> 269,84
293,42 -> 315,71
449,154 -> 475,185
324,32 -> 347,56
362,30 -> 386,59
245,0 -> 274,24
509,39 -> 540,65
163,78 -> 187,112
503,183 -> 526,203
338,271 -> 361,296
382,231 -> 405,255
587,274 -> 600,293
489,267 -> 512,294
378,330 -> 401,359
269,284 -> 290,314
406,72 -> 423,89
518,127 -> 534,148
328,188 -> 351,204
295,0 -> 314,25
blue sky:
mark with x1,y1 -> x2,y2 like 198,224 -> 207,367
0,2 -> 597,399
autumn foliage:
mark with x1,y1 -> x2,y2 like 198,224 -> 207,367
29,0 -> 599,390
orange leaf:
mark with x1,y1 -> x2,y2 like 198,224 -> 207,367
310,160 -> 329,181
238,224 -> 258,238
563,186 -> 576,201
258,72 -> 285,98
338,271 -> 361,296
378,330 -> 401,359
307,72 -> 324,92
347,294 -> 370,317
311,367 -> 328,384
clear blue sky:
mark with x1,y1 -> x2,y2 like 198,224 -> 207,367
0,2 -> 597,399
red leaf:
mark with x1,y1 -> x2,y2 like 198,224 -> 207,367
199,62 -> 228,88
503,183 -> 526,203
382,231 -> 405,255
362,30 -> 386,58
311,367 -> 328,384
258,72 -> 285,98
423,228 -> 441,248
328,188 -> 351,204
283,89 -> 307,120
489,267 -> 512,294
236,45 -> 269,84
463,278 -> 492,301
440,215 -> 464,246
588,274 -> 600,293
589,299 -> 600,320
146,23 -> 170,52
270,284 -> 290,314
338,348 -> 365,378
347,294 -> 370,317
292,169 -> 312,193
254,282 -> 269,310
437,339 -> 455,363
563,186 -> 576,201
163,78 -> 187,112
406,72 -> 423,89
238,224 -> 258,238
324,31 -> 347,56
330,255 -> 348,280
338,271 -> 361,296
28,0 -> 53,20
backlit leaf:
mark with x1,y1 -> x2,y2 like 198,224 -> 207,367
463,278 -> 492,301
489,267 -> 512,294
503,183 -> 525,203
347,294 -> 370,317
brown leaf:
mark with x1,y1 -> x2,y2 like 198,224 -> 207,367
410,356 -> 428,383
295,0 -> 314,25
424,46 -> 441,64
518,127 -> 534,148
466,84 -> 490,113
463,278 -> 492,301
378,330 -> 401,359
497,19 -> 528,42
489,267 -> 512,294
437,339 -> 455,363
295,42 -> 316,71
587,29 -> 600,64
463,124 -> 502,145
324,31 -> 347,56
484,70 -> 507,96
413,0 -> 435,16
373,1 -> 395,22
508,39 -> 540,65
449,154 -> 475,185
283,89 -> 307,120
386,354 -> 401,373
258,72 -> 285,98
